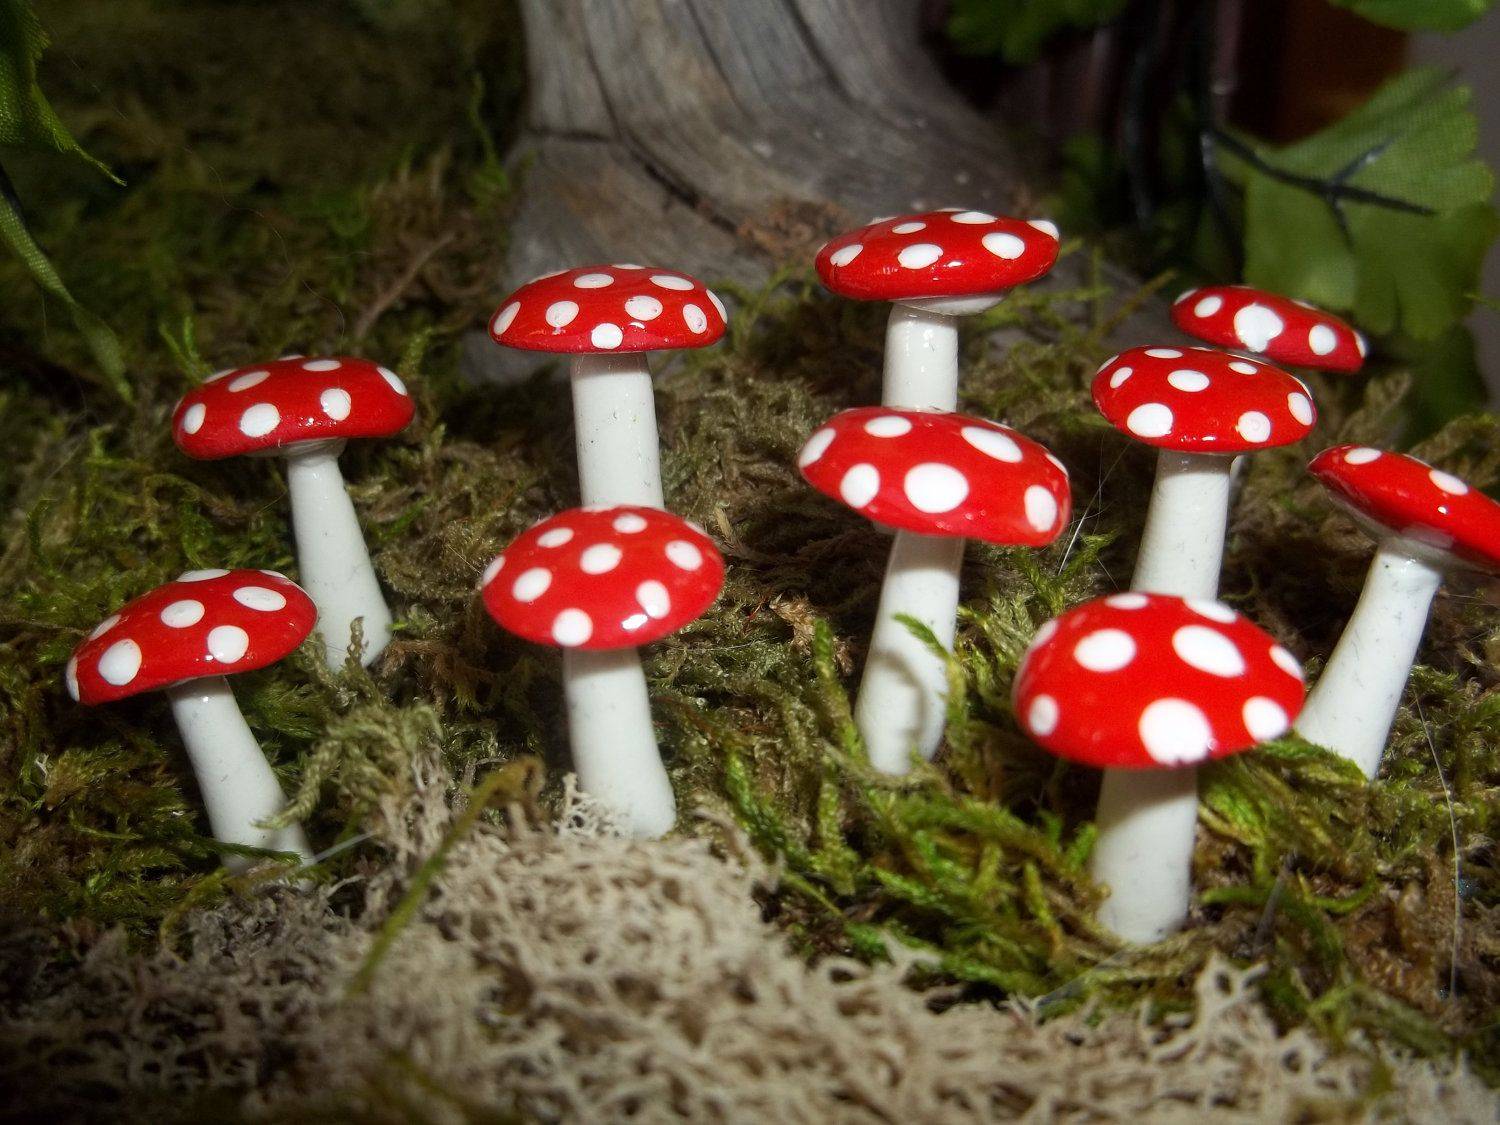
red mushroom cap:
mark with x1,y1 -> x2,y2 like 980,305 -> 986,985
480,506 -> 725,651
172,356 -> 414,460
798,407 -> 1072,545
68,569 -> 316,706
1308,445 -> 1500,572
1092,346 -> 1316,454
1012,592 -> 1306,770
1171,285 -> 1365,373
815,209 -> 1060,303
489,265 -> 727,354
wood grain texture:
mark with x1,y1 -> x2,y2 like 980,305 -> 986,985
468,0 -> 1166,382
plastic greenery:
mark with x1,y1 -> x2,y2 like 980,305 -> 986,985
1330,0 -> 1494,32
1216,66 -> 1497,342
0,0 -> 125,397
946,0 -> 1127,64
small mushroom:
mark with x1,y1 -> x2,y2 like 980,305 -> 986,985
815,209 -> 1060,411
1294,446 -> 1500,778
173,356 -> 414,668
480,505 -> 725,837
489,265 -> 728,508
1013,592 -> 1306,941
799,407 -> 1071,773
1092,346 -> 1317,598
1171,285 -> 1367,373
67,569 -> 317,871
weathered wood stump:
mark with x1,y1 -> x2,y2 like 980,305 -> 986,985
464,0 -> 1163,382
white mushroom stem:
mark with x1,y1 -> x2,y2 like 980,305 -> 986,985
855,531 -> 965,773
166,677 -> 312,872
882,304 -> 959,411
562,647 -> 676,837
1130,450 -> 1233,598
284,442 -> 394,668
1294,543 -> 1445,779
1090,768 -> 1198,942
570,353 -> 664,508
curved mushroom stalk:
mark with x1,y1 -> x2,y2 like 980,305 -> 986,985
854,531 -> 965,772
284,442 -> 394,668
1091,768 -> 1198,941
1131,450 -> 1232,598
562,647 -> 676,837
1293,545 -> 1442,778
168,677 -> 313,871
569,354 -> 664,508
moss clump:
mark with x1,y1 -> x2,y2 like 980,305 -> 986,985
1,1 -> 1497,1103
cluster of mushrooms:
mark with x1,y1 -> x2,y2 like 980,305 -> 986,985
66,208 -> 1500,946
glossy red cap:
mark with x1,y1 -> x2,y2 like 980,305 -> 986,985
1308,445 -> 1500,571
1013,592 -> 1306,770
172,356 -> 414,460
1093,346 -> 1315,454
798,407 -> 1071,545
490,265 -> 727,354
68,569 -> 316,705
815,209 -> 1059,302
480,506 -> 725,650
1172,285 -> 1366,373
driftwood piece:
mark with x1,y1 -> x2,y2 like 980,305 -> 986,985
464,0 -> 1166,383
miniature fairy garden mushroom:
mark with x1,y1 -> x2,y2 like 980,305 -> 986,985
172,356 -> 414,668
799,406 -> 1071,774
1092,345 -> 1317,598
815,209 -> 1060,410
67,568 -> 317,871
480,505 -> 725,838
1293,445 -> 1500,779
489,264 -> 728,508
1171,285 -> 1366,374
1013,592 -> 1306,941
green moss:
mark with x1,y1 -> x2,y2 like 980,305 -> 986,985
1,0 -> 1497,1092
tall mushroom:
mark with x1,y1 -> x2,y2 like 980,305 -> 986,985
799,406 -> 1071,773
1294,446 -> 1500,778
489,265 -> 728,508
480,505 -> 725,837
66,568 -> 317,871
1171,285 -> 1367,374
1013,592 -> 1306,941
172,356 -> 414,668
1092,346 -> 1317,598
815,209 -> 1060,411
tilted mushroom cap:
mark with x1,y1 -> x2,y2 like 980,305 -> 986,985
173,356 -> 414,460
1308,445 -> 1500,572
798,407 -> 1072,545
1012,592 -> 1306,770
480,506 -> 725,650
815,209 -> 1060,303
489,265 -> 727,354
1092,346 -> 1316,454
68,569 -> 316,706
1171,285 -> 1366,373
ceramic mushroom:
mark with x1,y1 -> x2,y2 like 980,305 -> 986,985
1092,346 -> 1317,598
1171,285 -> 1367,374
1014,592 -> 1306,941
1294,446 -> 1500,778
480,505 -> 725,838
66,569 -> 316,871
172,356 -> 415,668
815,209 -> 1060,410
489,265 -> 728,508
799,407 -> 1071,773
